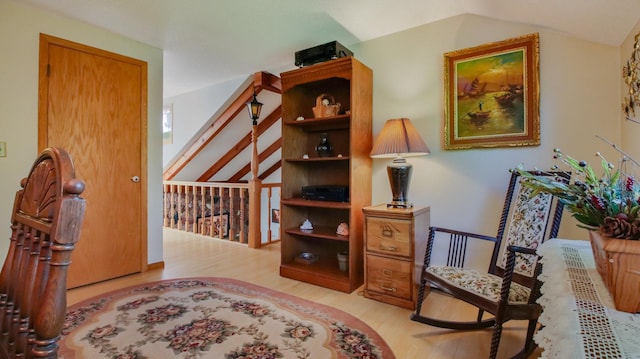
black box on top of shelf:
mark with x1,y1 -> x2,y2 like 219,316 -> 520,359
295,41 -> 353,67
302,185 -> 349,202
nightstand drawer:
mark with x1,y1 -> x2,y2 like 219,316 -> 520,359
366,217 -> 412,257
366,255 -> 412,298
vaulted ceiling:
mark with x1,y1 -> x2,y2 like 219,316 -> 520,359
14,0 -> 640,98
14,0 -> 640,183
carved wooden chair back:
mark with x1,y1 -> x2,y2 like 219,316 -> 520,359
411,170 -> 569,359
0,148 -> 86,358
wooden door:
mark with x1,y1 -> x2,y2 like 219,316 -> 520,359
38,34 -> 148,288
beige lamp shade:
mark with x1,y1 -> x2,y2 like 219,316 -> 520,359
370,118 -> 430,158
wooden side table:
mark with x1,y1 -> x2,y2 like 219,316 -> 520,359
362,204 -> 430,309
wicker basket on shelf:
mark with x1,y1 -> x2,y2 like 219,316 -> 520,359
312,94 -> 341,118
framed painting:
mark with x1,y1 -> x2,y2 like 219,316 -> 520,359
623,31 -> 640,122
443,33 -> 540,150
271,208 -> 280,224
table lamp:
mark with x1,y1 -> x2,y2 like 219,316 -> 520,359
370,118 -> 430,208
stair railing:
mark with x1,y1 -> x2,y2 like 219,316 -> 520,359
163,181 -> 280,247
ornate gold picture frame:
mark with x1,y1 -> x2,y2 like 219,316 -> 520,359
443,33 -> 540,150
623,31 -> 640,122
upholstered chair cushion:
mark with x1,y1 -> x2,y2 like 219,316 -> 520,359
427,265 -> 531,303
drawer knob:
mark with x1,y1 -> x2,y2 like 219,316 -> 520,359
379,245 -> 397,252
381,285 -> 397,292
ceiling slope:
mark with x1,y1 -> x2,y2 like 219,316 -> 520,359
163,71 -> 282,182
14,0 -> 640,98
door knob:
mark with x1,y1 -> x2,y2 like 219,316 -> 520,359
131,176 -> 140,183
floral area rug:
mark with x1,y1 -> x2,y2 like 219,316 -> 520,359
60,277 -> 395,359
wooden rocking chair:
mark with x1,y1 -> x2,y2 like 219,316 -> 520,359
0,147 -> 86,358
410,170 -> 569,359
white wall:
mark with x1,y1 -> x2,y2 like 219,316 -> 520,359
0,0 -> 164,264
163,76 -> 247,168
352,14 -> 620,249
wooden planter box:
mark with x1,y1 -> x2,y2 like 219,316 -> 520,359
589,231 -> 640,313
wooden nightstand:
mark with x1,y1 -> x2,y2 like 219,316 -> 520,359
362,204 -> 430,309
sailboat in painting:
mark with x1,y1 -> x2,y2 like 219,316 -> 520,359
494,91 -> 516,106
460,77 -> 487,98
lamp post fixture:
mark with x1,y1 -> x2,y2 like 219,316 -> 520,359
246,89 -> 263,180
247,90 -> 263,125
246,88 -> 264,248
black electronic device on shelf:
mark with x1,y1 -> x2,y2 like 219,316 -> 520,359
302,185 -> 349,202
295,41 -> 353,67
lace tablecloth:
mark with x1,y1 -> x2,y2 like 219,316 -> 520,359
536,238 -> 640,358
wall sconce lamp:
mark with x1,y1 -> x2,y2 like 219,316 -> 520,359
370,118 -> 430,208
246,89 -> 263,125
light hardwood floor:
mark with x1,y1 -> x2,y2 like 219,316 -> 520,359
67,228 -> 542,359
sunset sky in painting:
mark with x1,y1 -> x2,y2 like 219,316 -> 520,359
456,49 -> 525,92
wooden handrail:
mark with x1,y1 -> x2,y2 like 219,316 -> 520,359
196,106 -> 282,182
163,71 -> 281,181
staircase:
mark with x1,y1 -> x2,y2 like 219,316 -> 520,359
162,71 -> 283,248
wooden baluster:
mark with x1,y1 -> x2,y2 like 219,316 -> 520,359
162,183 -> 166,227
208,187 -> 216,238
178,184 -> 182,231
229,187 -> 236,242
162,183 -> 168,227
199,185 -> 206,234
183,186 -> 189,231
181,185 -> 186,231
190,185 -> 197,233
176,185 -> 183,230
170,184 -> 176,229
186,185 -> 191,232
208,187 -> 215,238
248,180 -> 261,248
239,188 -> 247,243
248,119 -> 262,247
266,186 -> 272,244
218,187 -> 231,239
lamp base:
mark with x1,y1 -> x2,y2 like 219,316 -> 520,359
387,201 -> 413,209
386,157 -> 413,209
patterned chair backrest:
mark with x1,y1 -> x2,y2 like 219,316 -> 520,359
491,171 -> 568,284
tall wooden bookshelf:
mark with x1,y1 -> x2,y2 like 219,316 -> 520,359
279,57 -> 372,293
